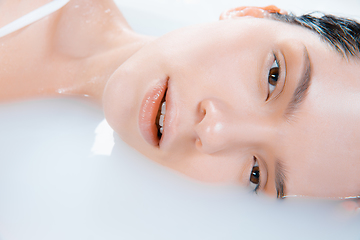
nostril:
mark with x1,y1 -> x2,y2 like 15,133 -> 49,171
195,99 -> 229,154
195,138 -> 202,150
197,102 -> 207,124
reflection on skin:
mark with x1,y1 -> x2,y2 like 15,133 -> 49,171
1,1 -> 360,205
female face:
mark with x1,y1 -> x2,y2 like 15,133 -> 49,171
103,16 -> 360,199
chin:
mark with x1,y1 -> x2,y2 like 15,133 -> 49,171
103,66 -> 138,138
102,63 -> 164,161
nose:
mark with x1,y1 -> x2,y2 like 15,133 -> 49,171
195,99 -> 234,154
194,98 -> 269,154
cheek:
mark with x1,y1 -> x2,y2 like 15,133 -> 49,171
167,152 -> 251,183
170,45 -> 265,105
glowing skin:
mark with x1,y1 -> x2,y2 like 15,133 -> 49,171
1,1 -> 360,201
103,15 -> 360,199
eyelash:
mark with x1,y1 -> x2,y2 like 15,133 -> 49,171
266,54 -> 281,101
249,156 -> 261,193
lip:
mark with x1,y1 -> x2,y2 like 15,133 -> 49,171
138,77 -> 168,146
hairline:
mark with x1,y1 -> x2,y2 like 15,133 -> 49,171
268,12 -> 360,58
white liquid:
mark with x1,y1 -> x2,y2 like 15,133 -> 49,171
1,0 -> 360,239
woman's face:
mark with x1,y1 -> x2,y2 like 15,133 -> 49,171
103,17 -> 360,199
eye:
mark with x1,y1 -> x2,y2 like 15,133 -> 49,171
268,58 -> 279,98
249,156 -> 260,193
265,53 -> 286,102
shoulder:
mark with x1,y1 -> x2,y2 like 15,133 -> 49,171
0,0 -> 54,27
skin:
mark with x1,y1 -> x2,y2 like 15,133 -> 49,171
103,12 -> 360,199
0,0 -> 153,102
1,1 -> 360,203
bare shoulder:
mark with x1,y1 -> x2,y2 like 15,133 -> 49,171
0,0 -> 54,27
0,0 -> 125,27
0,0 -> 132,102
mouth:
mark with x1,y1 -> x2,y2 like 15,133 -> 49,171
155,89 -> 167,140
138,77 -> 169,146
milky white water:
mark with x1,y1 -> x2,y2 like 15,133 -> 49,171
0,0 -> 359,239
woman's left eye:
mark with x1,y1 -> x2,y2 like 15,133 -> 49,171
268,58 -> 279,98
249,157 -> 260,193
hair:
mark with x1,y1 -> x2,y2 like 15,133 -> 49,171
270,12 -> 360,57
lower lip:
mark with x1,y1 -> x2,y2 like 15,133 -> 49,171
138,78 -> 168,146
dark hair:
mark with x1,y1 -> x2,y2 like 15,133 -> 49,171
270,12 -> 360,57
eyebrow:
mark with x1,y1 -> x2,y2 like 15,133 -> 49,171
275,160 -> 287,199
277,48 -> 311,198
284,48 -> 312,120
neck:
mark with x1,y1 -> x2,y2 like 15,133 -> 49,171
53,0 -> 156,104
66,30 -> 155,105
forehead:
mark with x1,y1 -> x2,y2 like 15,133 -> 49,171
278,51 -> 360,198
